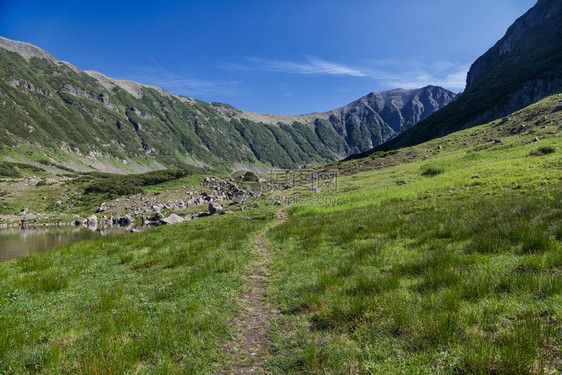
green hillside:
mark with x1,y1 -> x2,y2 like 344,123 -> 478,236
0,39 -> 454,173
0,47 -> 335,172
0,92 -> 560,374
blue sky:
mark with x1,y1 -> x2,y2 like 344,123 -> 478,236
0,0 -> 536,115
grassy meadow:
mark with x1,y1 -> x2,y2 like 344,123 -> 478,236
0,94 -> 561,374
0,209 -> 276,374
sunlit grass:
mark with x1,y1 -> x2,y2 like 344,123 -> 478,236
266,124 -> 561,374
0,208 -> 276,374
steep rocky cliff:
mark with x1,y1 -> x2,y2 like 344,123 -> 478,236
370,0 -> 562,152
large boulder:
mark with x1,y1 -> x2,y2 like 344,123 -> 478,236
209,202 -> 223,215
159,213 -> 184,225
117,215 -> 133,226
86,215 -> 97,226
21,213 -> 37,223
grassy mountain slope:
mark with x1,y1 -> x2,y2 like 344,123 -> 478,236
0,37 -> 454,173
365,0 -> 562,154
0,92 -> 560,374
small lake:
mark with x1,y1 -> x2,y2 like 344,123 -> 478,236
0,226 -> 132,261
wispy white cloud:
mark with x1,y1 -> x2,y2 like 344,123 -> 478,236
384,62 -> 469,92
221,56 -> 468,92
227,56 -> 367,77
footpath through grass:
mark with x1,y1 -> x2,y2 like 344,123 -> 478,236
0,208 -> 276,374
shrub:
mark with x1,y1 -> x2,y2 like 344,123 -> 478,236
421,168 -> 444,177
84,168 -> 194,199
0,163 -> 21,178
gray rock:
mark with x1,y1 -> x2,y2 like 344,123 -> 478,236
309,185 -> 320,193
21,214 -> 37,222
233,191 -> 251,204
117,215 -> 133,226
160,213 -> 184,225
209,202 -> 223,215
152,211 -> 164,221
86,215 -> 97,226
533,137 -> 539,142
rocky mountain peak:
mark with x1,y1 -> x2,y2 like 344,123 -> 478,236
0,36 -> 57,61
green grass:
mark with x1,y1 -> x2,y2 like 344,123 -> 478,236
261,99 -> 561,373
143,174 -> 206,194
0,93 -> 561,373
267,189 -> 561,373
0,208 -> 276,374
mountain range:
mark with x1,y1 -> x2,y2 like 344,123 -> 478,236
0,37 -> 454,173
2,0 -> 561,173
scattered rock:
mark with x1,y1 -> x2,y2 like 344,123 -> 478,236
117,215 -> 133,226
160,213 -> 184,225
533,137 -> 539,142
209,202 -> 223,215
86,215 -> 97,226
273,201 -> 282,206
309,185 -> 320,193
494,139 -> 502,144
152,211 -> 164,221
437,145 -> 442,149
21,213 -> 37,223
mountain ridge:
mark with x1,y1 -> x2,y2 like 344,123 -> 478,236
0,36 -> 455,172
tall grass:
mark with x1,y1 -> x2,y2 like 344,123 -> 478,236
268,185 -> 561,374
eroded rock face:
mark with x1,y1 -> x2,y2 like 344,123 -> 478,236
325,86 -> 457,154
463,0 -> 562,124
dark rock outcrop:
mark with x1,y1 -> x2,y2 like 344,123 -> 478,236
371,0 -> 562,153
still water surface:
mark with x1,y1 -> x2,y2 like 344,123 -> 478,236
0,226 -> 131,261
